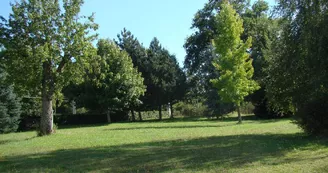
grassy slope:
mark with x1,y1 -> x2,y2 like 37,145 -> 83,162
1,115 -> 328,173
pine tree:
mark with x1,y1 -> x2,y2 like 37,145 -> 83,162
0,66 -> 21,133
210,1 -> 259,123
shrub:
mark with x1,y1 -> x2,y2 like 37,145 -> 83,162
240,102 -> 255,115
295,94 -> 328,135
174,101 -> 208,117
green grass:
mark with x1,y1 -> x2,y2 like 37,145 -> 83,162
1,115 -> 328,173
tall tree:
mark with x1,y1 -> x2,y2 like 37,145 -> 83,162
242,0 -> 281,118
266,0 -> 328,134
210,1 -> 259,123
115,28 -> 149,120
147,38 -> 183,120
69,39 -> 145,122
184,0 -> 250,117
0,0 -> 98,135
95,39 -> 145,121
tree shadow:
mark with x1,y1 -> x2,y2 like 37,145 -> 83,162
0,136 -> 36,146
221,114 -> 291,123
1,133 -> 327,172
104,124 -> 235,131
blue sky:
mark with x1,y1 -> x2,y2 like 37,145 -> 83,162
0,0 -> 277,66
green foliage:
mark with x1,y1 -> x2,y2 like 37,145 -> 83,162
210,1 -> 259,107
0,67 -> 21,134
70,39 -> 146,113
0,0 -> 98,135
115,29 -> 154,112
1,0 -> 98,95
266,0 -> 328,134
184,0 -> 252,116
146,38 -> 186,113
174,101 -> 208,117
294,94 -> 328,135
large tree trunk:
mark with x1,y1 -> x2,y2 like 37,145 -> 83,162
237,105 -> 242,124
159,104 -> 162,120
107,109 -> 111,123
138,111 -> 142,121
131,109 -> 136,122
40,94 -> 53,135
40,62 -> 54,136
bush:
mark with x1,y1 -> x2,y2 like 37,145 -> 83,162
174,101 -> 208,117
240,102 -> 255,114
295,94 -> 328,135
55,111 -> 129,125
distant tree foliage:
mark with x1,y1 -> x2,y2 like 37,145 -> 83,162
0,66 -> 21,134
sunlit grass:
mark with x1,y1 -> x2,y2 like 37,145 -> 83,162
1,115 -> 328,172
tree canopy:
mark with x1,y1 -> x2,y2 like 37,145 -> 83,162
0,0 -> 98,135
210,1 -> 259,123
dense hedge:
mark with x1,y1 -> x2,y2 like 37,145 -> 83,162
295,94 -> 328,135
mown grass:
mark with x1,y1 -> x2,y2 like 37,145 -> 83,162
1,115 -> 328,173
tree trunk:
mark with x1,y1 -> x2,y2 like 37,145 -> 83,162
40,94 -> 53,135
107,109 -> 111,123
138,111 -> 142,121
40,62 -> 54,136
131,109 -> 136,122
237,105 -> 242,124
159,104 -> 162,120
170,103 -> 174,119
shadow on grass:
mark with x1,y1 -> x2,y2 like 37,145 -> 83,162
1,133 -> 327,172
221,114 -> 292,123
0,136 -> 36,146
139,115 -> 290,124
105,124 -> 235,131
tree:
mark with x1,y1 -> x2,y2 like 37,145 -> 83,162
242,0 -> 281,118
147,38 -> 183,120
115,28 -> 149,121
0,0 -> 98,135
76,39 -> 145,122
266,0 -> 328,135
0,66 -> 21,134
184,0 -> 250,117
210,1 -> 259,123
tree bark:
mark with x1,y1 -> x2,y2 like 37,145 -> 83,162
131,109 -> 136,122
40,94 -> 53,135
138,111 -> 142,121
40,62 -> 54,136
237,105 -> 242,124
107,109 -> 111,123
170,103 -> 174,119
159,104 -> 162,120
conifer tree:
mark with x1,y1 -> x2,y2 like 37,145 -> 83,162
0,66 -> 21,133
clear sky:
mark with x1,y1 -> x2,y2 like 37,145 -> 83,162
0,0 -> 277,66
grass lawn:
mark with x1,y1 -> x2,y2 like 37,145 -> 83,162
1,115 -> 328,173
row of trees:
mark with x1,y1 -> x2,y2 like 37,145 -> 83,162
1,0 -> 327,136
185,0 -> 328,135
0,0 -> 186,135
